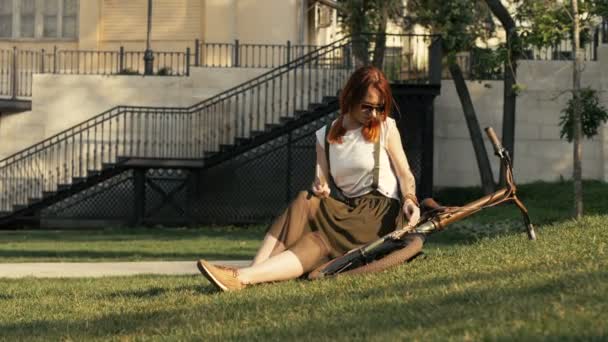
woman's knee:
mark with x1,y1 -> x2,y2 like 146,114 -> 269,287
289,232 -> 330,273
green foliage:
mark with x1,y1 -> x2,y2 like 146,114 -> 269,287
559,87 -> 608,142
515,0 -> 604,50
406,0 -> 505,81
511,82 -> 527,95
336,0 -> 402,35
406,0 -> 492,58
469,47 -> 504,80
336,0 -> 403,65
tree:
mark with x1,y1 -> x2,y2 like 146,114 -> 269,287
407,0 -> 497,194
483,0 -> 520,186
335,0 -> 403,67
572,0 -> 583,219
514,0 -> 608,218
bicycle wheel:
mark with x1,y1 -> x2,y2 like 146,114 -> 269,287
308,233 -> 424,280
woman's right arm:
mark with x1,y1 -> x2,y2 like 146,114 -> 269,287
312,141 -> 331,198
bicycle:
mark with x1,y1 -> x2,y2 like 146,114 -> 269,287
309,127 -> 536,279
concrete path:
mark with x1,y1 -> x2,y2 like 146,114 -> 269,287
0,260 -> 251,279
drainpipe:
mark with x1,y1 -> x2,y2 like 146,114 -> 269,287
299,0 -> 307,45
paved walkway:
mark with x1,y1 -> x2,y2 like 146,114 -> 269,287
0,260 -> 251,279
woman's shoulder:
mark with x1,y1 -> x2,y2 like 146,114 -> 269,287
381,117 -> 398,144
315,119 -> 338,135
382,117 -> 397,133
315,120 -> 337,147
384,116 -> 397,127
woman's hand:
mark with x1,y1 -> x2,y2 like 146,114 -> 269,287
311,178 -> 331,198
403,198 -> 420,226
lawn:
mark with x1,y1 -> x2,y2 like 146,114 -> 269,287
0,225 -> 264,262
0,180 -> 606,340
0,180 -> 606,262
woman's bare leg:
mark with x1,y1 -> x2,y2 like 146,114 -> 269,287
251,235 -> 284,266
240,230 -> 329,285
251,191 -> 320,266
239,250 -> 304,284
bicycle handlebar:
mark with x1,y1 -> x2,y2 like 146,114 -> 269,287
484,127 -> 503,156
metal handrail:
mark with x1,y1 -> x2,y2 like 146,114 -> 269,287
0,36 -> 351,166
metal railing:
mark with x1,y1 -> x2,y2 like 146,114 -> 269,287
0,35 -> 444,100
369,34 -> 441,83
193,39 -> 319,68
520,20 -> 607,62
0,33 -> 442,214
0,37 -> 351,211
53,48 -> 190,76
0,46 -> 191,99
445,20 -> 608,81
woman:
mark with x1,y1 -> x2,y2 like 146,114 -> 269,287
197,66 -> 420,292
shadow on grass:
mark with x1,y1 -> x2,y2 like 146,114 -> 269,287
425,180 -> 608,246
0,268 -> 604,340
0,249 -> 253,261
0,227 -> 266,243
106,284 -> 216,299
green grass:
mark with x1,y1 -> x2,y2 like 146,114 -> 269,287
0,226 -> 265,262
0,216 -> 606,341
0,180 -> 606,340
1,180 -> 606,263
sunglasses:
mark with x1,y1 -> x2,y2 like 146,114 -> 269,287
360,103 -> 386,114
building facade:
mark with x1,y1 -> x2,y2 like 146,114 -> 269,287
0,0 -> 315,52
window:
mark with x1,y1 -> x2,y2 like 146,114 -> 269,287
43,0 -> 58,37
0,0 -> 12,38
0,0 -> 79,40
62,0 -> 77,39
20,0 -> 35,38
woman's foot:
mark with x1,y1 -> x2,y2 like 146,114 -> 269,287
196,260 -> 247,292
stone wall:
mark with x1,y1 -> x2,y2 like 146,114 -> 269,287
433,45 -> 608,186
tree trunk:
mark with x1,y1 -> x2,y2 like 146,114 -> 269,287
500,34 -> 518,186
449,62 -> 496,194
484,0 -> 518,186
371,6 -> 388,69
572,0 -> 583,219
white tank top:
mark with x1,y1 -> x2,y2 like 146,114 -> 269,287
315,117 -> 400,200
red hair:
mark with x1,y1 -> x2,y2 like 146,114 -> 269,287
328,66 -> 393,144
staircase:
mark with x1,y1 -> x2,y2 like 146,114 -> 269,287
0,37 -> 358,227
0,34 -> 441,227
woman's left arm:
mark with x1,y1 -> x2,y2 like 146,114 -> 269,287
385,121 -> 421,226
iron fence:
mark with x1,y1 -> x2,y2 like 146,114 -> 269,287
368,34 -> 441,84
40,100 -> 431,225
444,22 -> 606,81
0,46 -> 191,99
194,40 -> 320,68
1,35 -> 443,100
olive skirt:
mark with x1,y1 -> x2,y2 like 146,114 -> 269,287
266,190 -> 403,273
